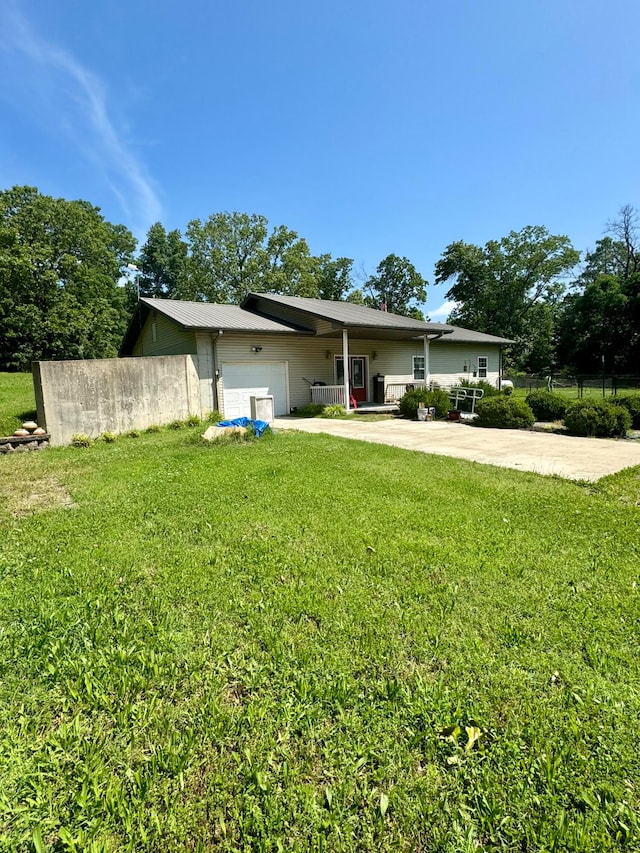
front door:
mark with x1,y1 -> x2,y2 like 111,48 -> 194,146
336,356 -> 368,404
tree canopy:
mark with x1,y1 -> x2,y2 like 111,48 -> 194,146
435,226 -> 580,371
361,254 -> 427,319
135,222 -> 188,300
556,209 -> 640,374
158,212 -> 355,304
0,186 -> 135,371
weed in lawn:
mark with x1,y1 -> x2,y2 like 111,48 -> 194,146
71,433 -> 92,448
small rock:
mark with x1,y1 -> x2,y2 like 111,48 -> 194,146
33,427 -> 47,435
22,421 -> 38,431
13,428 -> 29,437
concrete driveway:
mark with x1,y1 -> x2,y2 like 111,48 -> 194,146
271,417 -> 640,481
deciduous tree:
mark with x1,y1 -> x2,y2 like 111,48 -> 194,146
135,222 -> 187,299
0,185 -> 135,370
179,211 -> 351,304
435,226 -> 580,370
363,254 -> 427,319
556,207 -> 640,373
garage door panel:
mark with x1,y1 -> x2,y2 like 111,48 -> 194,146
221,362 -> 288,419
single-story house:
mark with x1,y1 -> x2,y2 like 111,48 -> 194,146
120,293 -> 512,419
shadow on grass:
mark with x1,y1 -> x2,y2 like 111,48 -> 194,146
17,409 -> 37,423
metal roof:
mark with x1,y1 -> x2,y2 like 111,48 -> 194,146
438,326 -> 514,345
140,298 -> 307,333
121,296 -> 511,355
243,293 -> 454,335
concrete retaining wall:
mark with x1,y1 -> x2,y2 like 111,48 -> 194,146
33,355 -> 203,446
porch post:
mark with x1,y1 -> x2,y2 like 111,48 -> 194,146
423,336 -> 431,387
342,328 -> 350,412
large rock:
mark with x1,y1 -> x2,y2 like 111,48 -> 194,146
201,425 -> 248,441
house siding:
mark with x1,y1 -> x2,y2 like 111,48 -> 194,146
244,297 -> 334,335
210,334 -> 502,414
430,342 -> 500,387
195,333 -> 215,413
214,334 -> 336,414
133,311 -> 197,357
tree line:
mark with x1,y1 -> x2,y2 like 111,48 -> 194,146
1,185 -> 638,375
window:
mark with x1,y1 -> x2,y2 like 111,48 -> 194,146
351,357 -> 365,388
412,356 -> 425,380
478,356 -> 488,379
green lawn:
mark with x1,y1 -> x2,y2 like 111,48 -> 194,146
0,372 -> 37,437
0,425 -> 639,851
511,384 -> 640,403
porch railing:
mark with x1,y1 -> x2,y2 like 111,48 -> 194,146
384,381 -> 426,402
310,385 -> 347,406
384,381 -> 484,412
309,381 -> 484,413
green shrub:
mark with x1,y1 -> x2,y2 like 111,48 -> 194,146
101,431 -> 117,443
205,410 -> 222,424
458,378 -> 500,397
502,384 -> 514,396
71,433 -> 92,448
564,400 -> 631,437
186,414 -> 202,427
145,424 -> 161,433
168,419 -> 186,430
614,393 -> 640,429
475,397 -> 535,429
453,379 -> 500,412
321,404 -> 346,418
294,404 -> 325,417
126,429 -> 141,438
525,390 -> 568,421
399,387 -> 451,420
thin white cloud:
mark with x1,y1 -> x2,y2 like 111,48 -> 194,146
0,3 -> 162,238
430,300 -> 458,320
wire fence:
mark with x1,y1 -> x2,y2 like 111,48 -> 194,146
507,374 -> 640,398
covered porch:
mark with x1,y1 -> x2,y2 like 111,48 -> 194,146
309,377 -> 485,413
308,327 -> 439,413
309,379 -> 427,408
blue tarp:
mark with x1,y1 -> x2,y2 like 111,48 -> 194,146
215,417 -> 270,437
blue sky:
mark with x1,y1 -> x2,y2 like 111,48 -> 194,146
1,0 -> 639,318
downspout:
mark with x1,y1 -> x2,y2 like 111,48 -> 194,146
212,330 -> 222,412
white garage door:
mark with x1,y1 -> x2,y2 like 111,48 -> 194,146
221,361 -> 288,419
